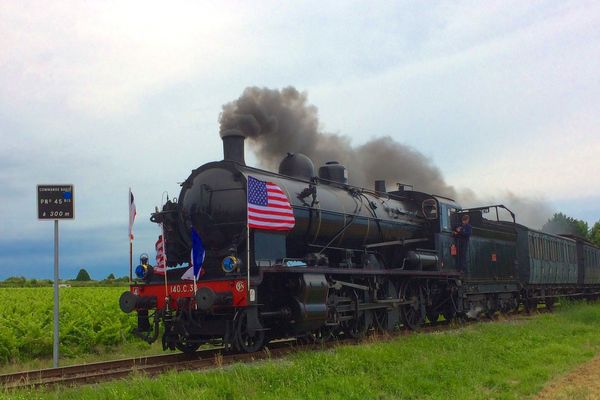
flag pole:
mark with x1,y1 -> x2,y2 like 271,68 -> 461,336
246,223 -> 250,297
129,241 -> 133,283
246,178 -> 251,298
193,271 -> 198,311
128,187 -> 133,283
192,247 -> 197,296
161,222 -> 169,307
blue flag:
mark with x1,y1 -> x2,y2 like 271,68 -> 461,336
191,227 -> 205,279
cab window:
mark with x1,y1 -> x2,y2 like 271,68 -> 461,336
439,204 -> 456,232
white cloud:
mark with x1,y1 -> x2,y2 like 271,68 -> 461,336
447,111 -> 600,200
1,0 -> 600,273
0,1 -> 255,116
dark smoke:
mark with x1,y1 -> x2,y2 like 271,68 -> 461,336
477,192 -> 554,229
219,86 -> 553,228
220,86 -> 455,196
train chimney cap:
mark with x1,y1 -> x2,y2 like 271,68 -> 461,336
221,130 -> 246,165
220,129 -> 246,138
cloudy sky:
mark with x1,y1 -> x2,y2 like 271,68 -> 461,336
1,0 -> 599,279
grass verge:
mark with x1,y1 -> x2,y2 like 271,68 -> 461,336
4,302 -> 600,400
0,341 -> 172,375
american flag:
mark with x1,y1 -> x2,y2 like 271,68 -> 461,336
247,176 -> 295,230
154,234 -> 166,275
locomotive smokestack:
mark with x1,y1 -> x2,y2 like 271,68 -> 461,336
374,180 -> 386,193
221,130 -> 246,165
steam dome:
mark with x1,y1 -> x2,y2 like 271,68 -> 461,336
278,153 -> 315,180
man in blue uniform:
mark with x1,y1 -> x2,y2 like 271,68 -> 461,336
453,214 -> 472,272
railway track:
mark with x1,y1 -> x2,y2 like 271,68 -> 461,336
0,309 -> 546,390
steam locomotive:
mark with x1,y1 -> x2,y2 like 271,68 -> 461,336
119,132 -> 600,353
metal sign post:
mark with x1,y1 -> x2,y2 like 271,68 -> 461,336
37,184 -> 74,369
53,220 -> 59,369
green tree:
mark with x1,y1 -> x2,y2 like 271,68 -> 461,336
75,268 -> 92,281
4,277 -> 26,287
590,221 -> 600,247
106,273 -> 116,280
542,212 -> 589,237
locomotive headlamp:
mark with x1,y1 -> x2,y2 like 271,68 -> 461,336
222,256 -> 240,273
135,264 -> 148,279
135,264 -> 153,280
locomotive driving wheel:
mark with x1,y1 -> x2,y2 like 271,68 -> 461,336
344,310 -> 372,339
234,309 -> 266,353
400,280 -> 426,330
341,288 -> 372,339
373,281 -> 399,332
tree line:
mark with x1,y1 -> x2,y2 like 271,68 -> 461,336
1,270 -> 129,287
542,213 -> 600,246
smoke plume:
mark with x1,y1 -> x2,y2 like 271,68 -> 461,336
219,86 -> 553,228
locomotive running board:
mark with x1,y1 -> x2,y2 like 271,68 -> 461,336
364,238 -> 429,248
259,266 -> 460,278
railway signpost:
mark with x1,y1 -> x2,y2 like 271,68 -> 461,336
37,184 -> 74,368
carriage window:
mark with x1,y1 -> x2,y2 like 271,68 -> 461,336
528,236 -> 534,256
558,243 -> 562,262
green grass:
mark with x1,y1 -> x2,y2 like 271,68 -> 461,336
5,302 -> 600,400
0,287 -> 137,365
0,341 -> 173,375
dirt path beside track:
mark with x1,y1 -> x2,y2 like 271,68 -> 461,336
535,353 -> 600,400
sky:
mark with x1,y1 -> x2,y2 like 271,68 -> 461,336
1,0 -> 599,279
